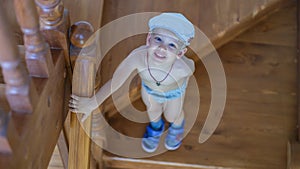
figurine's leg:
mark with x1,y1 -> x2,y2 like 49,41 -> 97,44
141,86 -> 165,153
141,86 -> 163,122
163,96 -> 185,150
163,95 -> 185,126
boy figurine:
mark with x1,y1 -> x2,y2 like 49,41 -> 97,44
69,13 -> 195,153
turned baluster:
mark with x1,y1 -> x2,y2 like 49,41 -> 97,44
0,5 -> 36,114
14,0 -> 54,78
35,0 -> 64,27
35,0 -> 72,76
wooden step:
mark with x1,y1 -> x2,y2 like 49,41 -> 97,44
103,155 -> 232,169
100,2 -> 298,169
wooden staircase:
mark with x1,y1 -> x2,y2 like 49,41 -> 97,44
64,0 -> 300,169
0,0 -> 70,168
1,0 -> 300,169
99,1 -> 299,168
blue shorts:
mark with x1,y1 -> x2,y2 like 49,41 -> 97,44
141,81 -> 187,103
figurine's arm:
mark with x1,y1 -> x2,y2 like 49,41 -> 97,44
69,49 -> 142,121
94,52 -> 140,106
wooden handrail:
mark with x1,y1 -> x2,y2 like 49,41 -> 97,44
14,0 -> 54,78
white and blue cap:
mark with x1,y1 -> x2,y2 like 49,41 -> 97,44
148,13 -> 195,46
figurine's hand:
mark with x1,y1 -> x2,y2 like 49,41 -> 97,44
69,94 -> 99,122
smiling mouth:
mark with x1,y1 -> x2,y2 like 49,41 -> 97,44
154,52 -> 166,59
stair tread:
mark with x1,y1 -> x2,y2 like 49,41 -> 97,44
101,2 -> 297,169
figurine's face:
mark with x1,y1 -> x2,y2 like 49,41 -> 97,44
147,28 -> 187,65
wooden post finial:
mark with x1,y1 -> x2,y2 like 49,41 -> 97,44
70,21 -> 94,48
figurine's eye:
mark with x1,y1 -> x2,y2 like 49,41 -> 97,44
154,36 -> 162,43
169,43 -> 177,49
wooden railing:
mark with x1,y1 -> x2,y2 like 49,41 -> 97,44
0,0 -> 69,168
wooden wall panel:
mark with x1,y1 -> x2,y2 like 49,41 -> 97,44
97,0 -> 284,84
81,0 -> 284,117
101,0 -> 279,40
62,0 -> 104,29
102,3 -> 298,168
59,0 -> 282,42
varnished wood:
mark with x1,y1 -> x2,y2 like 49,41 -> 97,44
287,0 -> 300,168
14,0 -> 54,78
103,2 -> 297,169
0,0 -> 67,168
1,48 -> 66,169
212,0 -> 292,49
62,0 -> 104,29
99,0 -> 291,119
36,0 -> 72,79
90,109 -> 106,169
68,113 -> 92,169
69,21 -> 94,48
57,131 -> 68,169
0,5 -> 37,114
68,21 -> 96,169
35,0 -> 64,26
48,146 -> 65,169
46,0 -> 299,168
288,141 -> 300,169
35,2 -> 71,168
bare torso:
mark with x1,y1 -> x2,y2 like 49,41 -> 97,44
131,45 -> 195,92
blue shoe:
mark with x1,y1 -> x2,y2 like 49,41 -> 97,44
142,120 -> 165,153
165,121 -> 184,150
